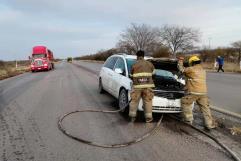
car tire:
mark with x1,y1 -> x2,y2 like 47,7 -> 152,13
118,88 -> 129,113
99,78 -> 105,94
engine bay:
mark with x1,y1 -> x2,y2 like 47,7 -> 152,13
148,58 -> 186,99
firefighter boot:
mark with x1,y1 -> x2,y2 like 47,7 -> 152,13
129,117 -> 136,123
145,117 -> 153,123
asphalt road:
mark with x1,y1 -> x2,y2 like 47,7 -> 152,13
207,72 -> 241,114
0,62 -> 234,161
74,61 -> 241,114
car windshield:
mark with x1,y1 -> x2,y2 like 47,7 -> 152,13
126,58 -> 175,78
154,69 -> 174,78
33,54 -> 46,58
126,58 -> 136,74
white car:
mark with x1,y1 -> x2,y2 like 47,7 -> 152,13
98,54 -> 186,113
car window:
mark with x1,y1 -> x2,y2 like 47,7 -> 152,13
114,58 -> 126,75
126,58 -> 136,74
103,57 -> 118,70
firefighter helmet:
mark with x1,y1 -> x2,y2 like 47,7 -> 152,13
189,55 -> 200,65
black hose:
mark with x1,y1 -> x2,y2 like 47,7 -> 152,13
58,108 -> 163,148
168,115 -> 241,161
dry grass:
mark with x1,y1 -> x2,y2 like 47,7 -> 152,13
230,127 -> 241,136
202,62 -> 241,73
0,60 -> 30,80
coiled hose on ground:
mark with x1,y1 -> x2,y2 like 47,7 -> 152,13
58,108 -> 240,161
58,109 -> 163,148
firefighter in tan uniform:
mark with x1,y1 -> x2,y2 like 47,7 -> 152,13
129,50 -> 155,123
178,56 -> 215,130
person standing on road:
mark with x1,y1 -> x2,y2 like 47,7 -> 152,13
129,50 -> 155,123
178,55 -> 215,130
216,56 -> 224,72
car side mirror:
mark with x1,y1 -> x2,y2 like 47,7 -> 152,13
114,68 -> 123,74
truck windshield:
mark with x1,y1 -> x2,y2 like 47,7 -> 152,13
33,54 -> 46,58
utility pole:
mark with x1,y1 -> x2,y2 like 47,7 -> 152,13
208,37 -> 212,49
15,60 -> 18,68
208,37 -> 216,69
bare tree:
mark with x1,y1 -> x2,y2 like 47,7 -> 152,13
117,23 -> 161,55
231,41 -> 241,63
160,25 -> 200,57
152,46 -> 171,58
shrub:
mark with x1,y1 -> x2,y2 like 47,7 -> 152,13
67,57 -> 73,62
152,46 -> 171,58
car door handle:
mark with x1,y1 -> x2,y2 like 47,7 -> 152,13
108,73 -> 113,76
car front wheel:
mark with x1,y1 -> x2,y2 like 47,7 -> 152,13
118,88 -> 129,112
99,78 -> 105,94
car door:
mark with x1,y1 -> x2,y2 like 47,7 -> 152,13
101,56 -> 118,93
111,57 -> 131,98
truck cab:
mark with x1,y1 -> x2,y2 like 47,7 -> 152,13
30,46 -> 54,72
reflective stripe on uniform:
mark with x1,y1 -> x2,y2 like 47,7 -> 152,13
184,114 -> 193,122
132,72 -> 152,77
145,113 -> 152,118
190,92 -> 207,95
133,84 -> 155,89
129,111 -> 137,117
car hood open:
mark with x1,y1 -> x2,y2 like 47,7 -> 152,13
148,58 -> 179,72
148,58 -> 185,94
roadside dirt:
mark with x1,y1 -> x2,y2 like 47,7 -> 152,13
0,68 -> 30,80
192,107 -> 241,158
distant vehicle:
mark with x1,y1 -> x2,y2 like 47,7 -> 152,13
30,46 -> 54,72
99,54 -> 186,113
67,57 -> 73,63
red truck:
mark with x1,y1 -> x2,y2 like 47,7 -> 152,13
30,46 -> 54,72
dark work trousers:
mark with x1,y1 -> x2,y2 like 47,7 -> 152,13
217,65 -> 224,72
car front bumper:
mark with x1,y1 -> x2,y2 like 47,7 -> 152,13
31,66 -> 48,71
137,96 -> 182,113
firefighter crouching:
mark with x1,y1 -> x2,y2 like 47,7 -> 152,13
178,56 -> 215,130
129,50 -> 155,123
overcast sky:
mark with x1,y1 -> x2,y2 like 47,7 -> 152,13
1,0 -> 241,60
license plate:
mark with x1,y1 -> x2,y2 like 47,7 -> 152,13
38,68 -> 41,70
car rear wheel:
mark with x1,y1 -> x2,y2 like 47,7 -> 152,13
98,78 -> 105,94
118,88 -> 129,113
